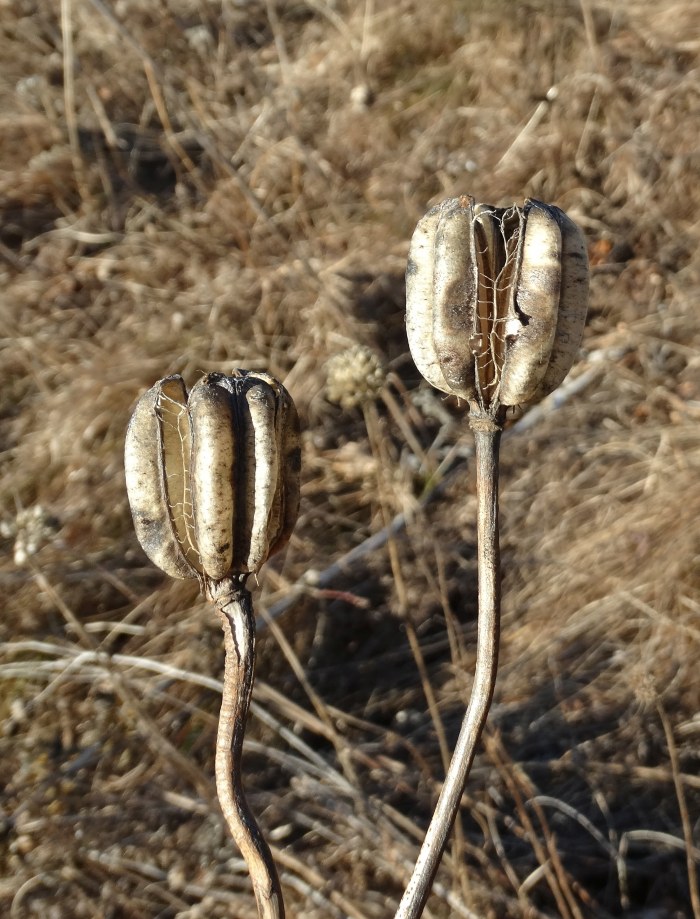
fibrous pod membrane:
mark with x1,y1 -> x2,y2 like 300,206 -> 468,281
405,195 -> 589,414
124,371 -> 301,582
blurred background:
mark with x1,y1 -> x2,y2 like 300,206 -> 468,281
1,1 -> 698,916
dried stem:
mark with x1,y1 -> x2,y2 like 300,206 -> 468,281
658,700 -> 700,919
395,415 -> 502,919
210,580 -> 285,919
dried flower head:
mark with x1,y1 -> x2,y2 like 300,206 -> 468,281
124,371 -> 301,584
406,195 -> 589,419
1,505 -> 61,567
325,344 -> 387,409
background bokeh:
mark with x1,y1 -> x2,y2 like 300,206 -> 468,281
1,1 -> 698,916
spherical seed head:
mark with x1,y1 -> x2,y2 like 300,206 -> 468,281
124,371 -> 301,583
405,196 -> 589,417
6,505 -> 61,567
325,345 -> 387,409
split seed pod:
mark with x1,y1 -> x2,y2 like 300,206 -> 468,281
124,371 -> 301,583
406,195 -> 589,415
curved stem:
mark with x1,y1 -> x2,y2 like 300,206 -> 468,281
211,581 -> 285,919
395,419 -> 502,919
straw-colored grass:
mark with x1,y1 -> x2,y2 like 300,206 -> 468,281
1,1 -> 698,916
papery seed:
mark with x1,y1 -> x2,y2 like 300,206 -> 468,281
157,378 -> 201,574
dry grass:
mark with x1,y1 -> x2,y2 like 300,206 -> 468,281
1,1 -> 699,916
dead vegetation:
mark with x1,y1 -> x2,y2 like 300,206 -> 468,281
1,0 -> 699,916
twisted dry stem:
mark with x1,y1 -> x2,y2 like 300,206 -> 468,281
210,579 -> 284,919
395,417 -> 502,919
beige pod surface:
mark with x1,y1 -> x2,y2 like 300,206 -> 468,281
498,201 -> 589,406
498,201 -> 563,406
189,375 -> 237,580
406,201 -> 477,400
242,375 -> 282,574
530,206 -> 589,402
430,197 -> 480,399
124,375 -> 200,580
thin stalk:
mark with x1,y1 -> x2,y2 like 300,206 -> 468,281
394,417 -> 502,919
211,580 -> 285,919
658,700 -> 700,919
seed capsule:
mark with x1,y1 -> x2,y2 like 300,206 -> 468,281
124,371 -> 301,582
406,196 -> 589,414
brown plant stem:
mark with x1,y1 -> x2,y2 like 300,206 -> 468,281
658,700 -> 700,919
395,415 -> 502,919
209,579 -> 285,919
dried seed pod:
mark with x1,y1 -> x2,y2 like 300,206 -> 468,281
406,195 -> 589,416
398,194 -> 589,919
124,371 -> 301,582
